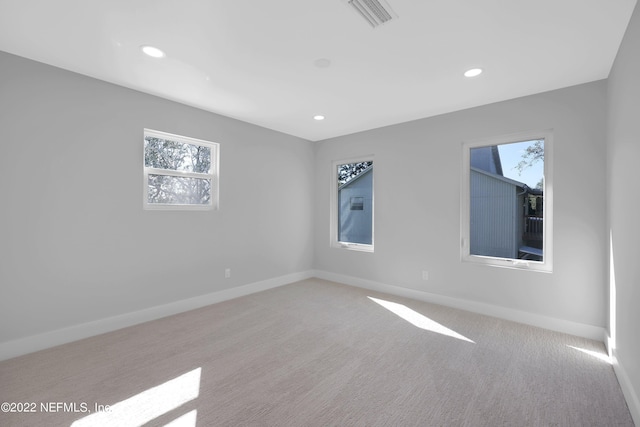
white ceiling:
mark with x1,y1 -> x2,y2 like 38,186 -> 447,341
0,0 -> 636,141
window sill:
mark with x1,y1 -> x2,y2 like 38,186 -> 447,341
144,203 -> 216,211
334,242 -> 374,253
462,254 -> 552,273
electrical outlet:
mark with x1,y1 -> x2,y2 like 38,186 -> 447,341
422,270 -> 429,281
225,268 -> 231,279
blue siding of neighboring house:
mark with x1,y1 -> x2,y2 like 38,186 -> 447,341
338,169 -> 373,245
470,168 -> 523,258
470,145 -> 503,176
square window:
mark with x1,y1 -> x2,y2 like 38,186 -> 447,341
143,129 -> 219,210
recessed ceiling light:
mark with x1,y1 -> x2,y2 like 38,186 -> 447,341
313,115 -> 325,121
314,58 -> 331,68
464,68 -> 483,78
141,45 -> 165,58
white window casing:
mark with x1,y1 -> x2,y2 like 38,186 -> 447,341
330,156 -> 375,252
143,129 -> 219,211
461,130 -> 553,272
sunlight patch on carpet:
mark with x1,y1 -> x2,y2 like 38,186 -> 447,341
567,346 -> 611,364
71,367 -> 201,427
163,409 -> 198,426
368,297 -> 475,343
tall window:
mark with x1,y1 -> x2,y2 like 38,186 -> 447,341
331,158 -> 374,251
143,129 -> 219,210
461,131 -> 553,272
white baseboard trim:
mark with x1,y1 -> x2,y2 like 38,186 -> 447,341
0,270 -> 314,362
313,270 -> 605,341
611,346 -> 640,426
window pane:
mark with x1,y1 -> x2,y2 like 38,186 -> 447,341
338,162 -> 373,245
350,197 -> 364,210
144,137 -> 211,173
147,175 -> 211,205
469,139 -> 544,261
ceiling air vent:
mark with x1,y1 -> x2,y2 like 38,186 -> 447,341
344,0 -> 398,28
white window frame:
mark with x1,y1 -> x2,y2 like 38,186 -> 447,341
330,156 -> 375,252
143,129 -> 220,211
461,130 -> 553,272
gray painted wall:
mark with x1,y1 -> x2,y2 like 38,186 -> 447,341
314,80 -> 607,328
607,2 -> 640,418
0,51 -> 315,342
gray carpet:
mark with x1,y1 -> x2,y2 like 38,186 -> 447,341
0,279 -> 634,426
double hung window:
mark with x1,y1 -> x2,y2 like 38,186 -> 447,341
143,129 -> 219,210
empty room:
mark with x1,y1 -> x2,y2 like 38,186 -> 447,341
1,1 -> 639,426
